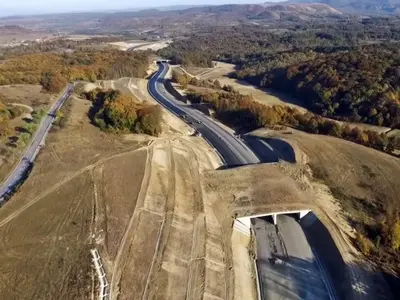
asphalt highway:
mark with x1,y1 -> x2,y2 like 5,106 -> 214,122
0,84 -> 73,203
148,62 -> 260,166
253,216 -> 335,300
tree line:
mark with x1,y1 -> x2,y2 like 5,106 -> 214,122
0,36 -> 135,61
244,44 -> 400,128
186,89 -> 399,155
0,49 -> 150,93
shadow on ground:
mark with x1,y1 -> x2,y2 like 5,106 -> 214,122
243,134 -> 296,163
301,212 -> 397,300
257,253 -> 397,300
253,213 -> 398,299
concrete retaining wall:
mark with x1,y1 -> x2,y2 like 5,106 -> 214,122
236,210 -> 311,227
233,219 -> 251,236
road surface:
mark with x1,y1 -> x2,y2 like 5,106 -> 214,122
253,216 -> 335,300
149,62 -> 260,166
0,84 -> 73,203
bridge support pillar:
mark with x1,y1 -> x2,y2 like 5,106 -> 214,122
272,214 -> 277,225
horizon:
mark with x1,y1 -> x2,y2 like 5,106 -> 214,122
0,0 -> 285,18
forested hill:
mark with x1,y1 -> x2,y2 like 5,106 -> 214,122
256,45 -> 400,127
0,49 -> 149,93
291,0 -> 400,15
159,22 -> 400,128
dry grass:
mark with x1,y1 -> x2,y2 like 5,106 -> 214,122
5,73 -> 394,300
0,84 -> 54,108
198,62 -> 236,80
0,91 -> 148,299
252,128 -> 400,222
0,171 -> 94,300
185,66 -> 213,76
250,127 -> 400,279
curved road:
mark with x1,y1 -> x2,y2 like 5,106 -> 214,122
149,62 -> 260,166
0,84 -> 73,203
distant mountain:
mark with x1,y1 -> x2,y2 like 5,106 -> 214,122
103,3 -> 343,23
289,0 -> 400,14
0,3 -> 345,34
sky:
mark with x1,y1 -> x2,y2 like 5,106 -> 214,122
0,0 -> 283,17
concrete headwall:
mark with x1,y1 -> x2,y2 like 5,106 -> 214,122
237,210 -> 311,226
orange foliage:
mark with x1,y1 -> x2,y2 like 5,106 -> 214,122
0,49 -> 149,93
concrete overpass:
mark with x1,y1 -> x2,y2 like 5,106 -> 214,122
233,210 -> 337,300
233,209 -> 311,235
155,59 -> 170,64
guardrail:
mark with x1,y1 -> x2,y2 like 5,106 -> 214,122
90,249 -> 109,300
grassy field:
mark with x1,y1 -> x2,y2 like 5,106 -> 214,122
0,90 -> 148,299
251,128 -> 400,225
0,85 -> 53,108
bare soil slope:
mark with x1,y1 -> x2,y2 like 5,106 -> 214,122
251,128 -> 400,223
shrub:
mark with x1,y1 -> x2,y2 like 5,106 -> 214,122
89,89 -> 162,136
8,106 -> 23,119
391,220 -> 400,251
356,232 -> 374,256
19,132 -> 31,145
135,106 -> 162,136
